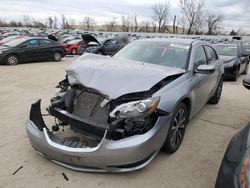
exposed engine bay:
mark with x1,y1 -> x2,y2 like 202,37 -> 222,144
45,76 -> 171,142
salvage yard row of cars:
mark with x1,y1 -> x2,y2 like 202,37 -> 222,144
0,31 -> 249,81
1,28 -> 250,187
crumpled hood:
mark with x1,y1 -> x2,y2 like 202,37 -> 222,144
66,54 -> 185,99
219,55 -> 238,63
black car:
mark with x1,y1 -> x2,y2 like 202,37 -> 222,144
79,34 -> 128,56
243,44 -> 250,57
215,77 -> 250,188
214,43 -> 249,81
0,37 -> 66,65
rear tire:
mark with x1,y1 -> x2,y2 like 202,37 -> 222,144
209,78 -> 223,104
232,67 -> 239,81
5,54 -> 19,65
162,103 -> 189,153
243,63 -> 249,75
71,48 -> 77,55
54,52 -> 62,62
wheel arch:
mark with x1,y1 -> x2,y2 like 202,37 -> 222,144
179,97 -> 192,117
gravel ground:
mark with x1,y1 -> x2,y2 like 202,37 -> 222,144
0,57 -> 249,188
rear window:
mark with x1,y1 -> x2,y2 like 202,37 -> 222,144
214,45 -> 238,56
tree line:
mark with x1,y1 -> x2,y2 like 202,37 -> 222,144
0,0 -> 229,35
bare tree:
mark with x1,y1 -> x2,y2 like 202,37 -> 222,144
81,16 -> 95,31
61,14 -> 67,29
23,15 -> 32,27
134,15 -> 138,32
179,0 -> 205,34
105,17 -> 117,32
151,21 -> 157,33
53,16 -> 58,29
177,15 -> 187,34
140,21 -> 151,32
121,15 -> 131,32
152,1 -> 170,33
33,19 -> 46,28
48,17 -> 53,29
69,19 -> 76,29
206,11 -> 222,35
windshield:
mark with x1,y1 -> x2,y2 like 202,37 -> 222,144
114,41 -> 190,69
0,36 -> 17,43
3,38 -> 28,47
68,39 -> 82,45
214,45 -> 238,56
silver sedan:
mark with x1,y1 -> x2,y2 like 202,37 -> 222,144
26,38 -> 224,172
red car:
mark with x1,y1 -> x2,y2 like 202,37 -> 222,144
63,39 -> 82,55
0,36 -> 23,45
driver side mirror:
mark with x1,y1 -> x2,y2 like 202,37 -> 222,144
243,77 -> 250,90
195,65 -> 215,74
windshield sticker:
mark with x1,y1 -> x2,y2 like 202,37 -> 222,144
170,43 -> 190,50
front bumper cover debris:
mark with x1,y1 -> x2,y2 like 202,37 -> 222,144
26,100 -> 171,172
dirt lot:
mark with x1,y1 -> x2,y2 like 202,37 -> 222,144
0,57 -> 250,188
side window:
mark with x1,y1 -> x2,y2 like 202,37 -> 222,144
24,39 -> 39,47
193,46 -> 207,70
204,46 -> 217,64
105,39 -> 116,46
40,39 -> 52,46
240,46 -> 246,56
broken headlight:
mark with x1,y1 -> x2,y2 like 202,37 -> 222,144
110,97 -> 160,119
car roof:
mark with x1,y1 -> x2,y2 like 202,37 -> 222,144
136,38 -> 198,45
214,43 -> 238,47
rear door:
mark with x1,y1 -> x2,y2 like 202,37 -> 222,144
39,39 -> 54,59
239,45 -> 248,73
19,39 -> 41,62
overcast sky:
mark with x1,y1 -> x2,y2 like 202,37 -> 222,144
0,0 -> 249,32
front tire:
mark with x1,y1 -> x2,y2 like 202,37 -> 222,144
5,54 -> 19,65
208,78 -> 223,104
162,103 -> 189,153
54,52 -> 62,62
96,51 -> 103,55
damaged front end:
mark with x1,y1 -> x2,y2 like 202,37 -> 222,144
26,75 -> 172,172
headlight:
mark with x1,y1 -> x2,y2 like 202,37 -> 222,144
67,74 -> 78,84
239,151 -> 250,188
110,97 -> 160,119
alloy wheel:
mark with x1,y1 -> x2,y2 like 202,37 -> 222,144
54,53 -> 61,62
170,108 -> 186,147
8,55 -> 18,65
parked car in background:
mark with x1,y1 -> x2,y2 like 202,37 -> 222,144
84,35 -> 129,56
214,43 -> 249,81
0,35 -> 23,45
0,37 -> 66,65
78,34 -> 102,55
243,44 -> 250,56
63,39 -> 83,55
215,76 -> 250,188
26,38 -> 224,172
